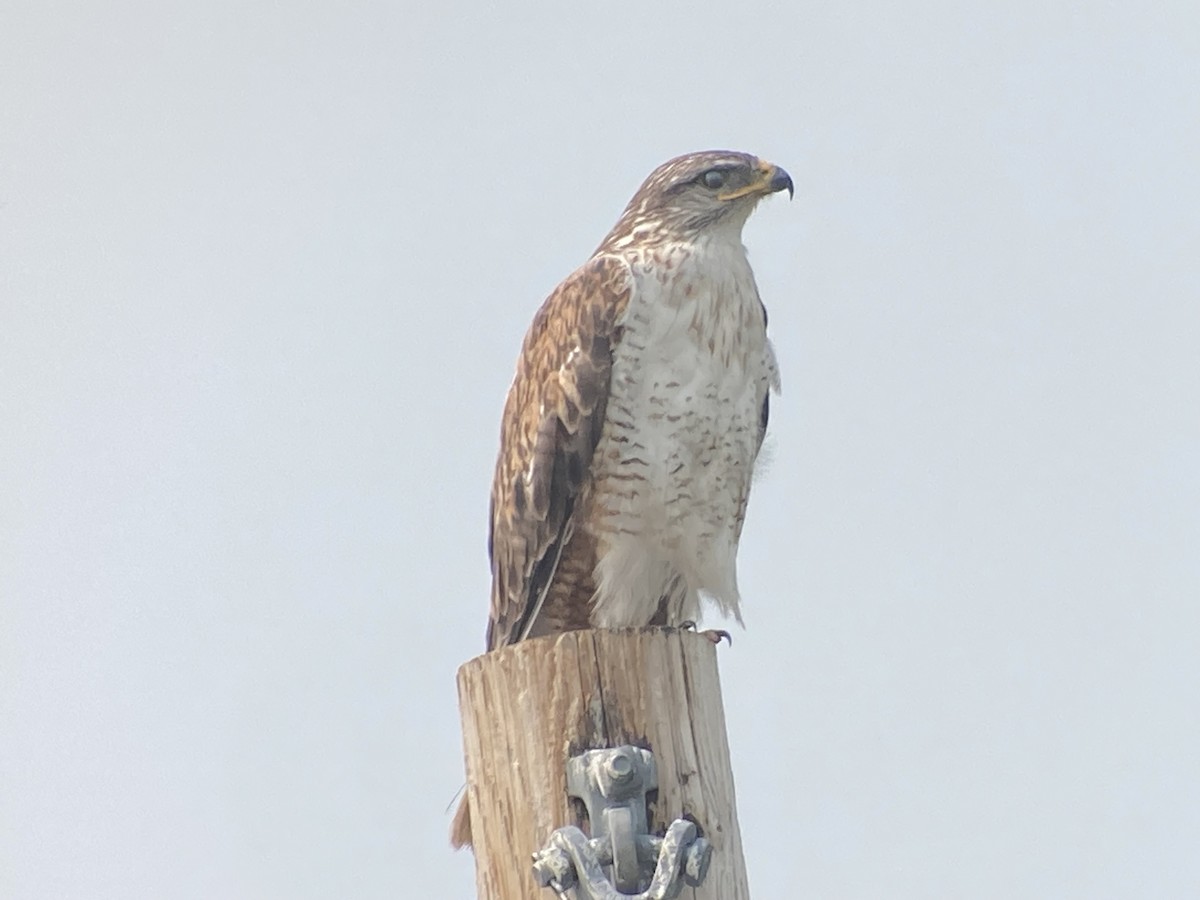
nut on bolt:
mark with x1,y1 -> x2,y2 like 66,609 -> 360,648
606,751 -> 634,782
531,846 -> 574,889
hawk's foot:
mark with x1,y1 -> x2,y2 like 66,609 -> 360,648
677,620 -> 732,646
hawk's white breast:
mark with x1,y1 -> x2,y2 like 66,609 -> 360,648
583,231 -> 779,628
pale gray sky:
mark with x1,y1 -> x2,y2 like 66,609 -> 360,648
3,1 -> 1198,897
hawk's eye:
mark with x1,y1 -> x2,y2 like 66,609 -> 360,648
701,169 -> 726,190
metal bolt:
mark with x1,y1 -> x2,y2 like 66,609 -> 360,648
607,751 -> 634,782
531,846 -> 575,889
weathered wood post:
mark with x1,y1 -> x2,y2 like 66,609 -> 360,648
455,628 -> 750,899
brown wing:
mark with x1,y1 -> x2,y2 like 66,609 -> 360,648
485,255 -> 632,650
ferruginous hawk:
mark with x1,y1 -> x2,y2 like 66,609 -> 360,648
451,150 -> 791,848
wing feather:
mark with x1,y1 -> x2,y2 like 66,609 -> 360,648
485,256 -> 632,649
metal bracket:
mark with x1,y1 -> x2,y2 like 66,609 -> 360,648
531,746 -> 712,899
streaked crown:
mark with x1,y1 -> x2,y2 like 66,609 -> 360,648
597,150 -> 793,252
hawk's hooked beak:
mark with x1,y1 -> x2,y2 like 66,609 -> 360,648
719,160 -> 794,202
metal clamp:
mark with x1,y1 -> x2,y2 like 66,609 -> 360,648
531,746 -> 712,899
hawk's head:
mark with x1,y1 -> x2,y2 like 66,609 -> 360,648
600,150 -> 793,251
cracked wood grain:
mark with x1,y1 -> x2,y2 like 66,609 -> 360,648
456,628 -> 749,899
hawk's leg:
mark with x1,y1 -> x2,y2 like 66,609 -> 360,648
678,620 -> 732,646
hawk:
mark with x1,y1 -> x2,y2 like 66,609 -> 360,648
451,150 -> 791,848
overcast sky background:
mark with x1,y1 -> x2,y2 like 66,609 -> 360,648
3,1 -> 1198,898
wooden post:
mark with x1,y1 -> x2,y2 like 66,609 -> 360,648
456,628 -> 750,899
